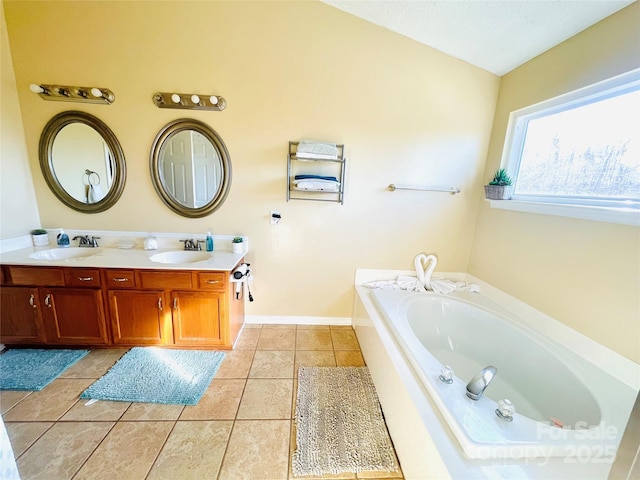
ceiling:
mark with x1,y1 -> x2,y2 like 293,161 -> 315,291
321,0 -> 635,76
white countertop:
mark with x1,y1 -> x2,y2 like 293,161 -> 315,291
0,245 -> 245,272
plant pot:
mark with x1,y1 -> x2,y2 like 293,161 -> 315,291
32,233 -> 50,246
484,185 -> 515,200
232,242 -> 243,254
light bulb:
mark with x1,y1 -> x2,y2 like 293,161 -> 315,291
91,88 -> 103,98
209,95 -> 218,105
191,94 -> 200,104
30,84 -> 45,94
171,94 -> 181,104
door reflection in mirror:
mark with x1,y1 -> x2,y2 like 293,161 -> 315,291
158,130 -> 222,208
150,118 -> 231,218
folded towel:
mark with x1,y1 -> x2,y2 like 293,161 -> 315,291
364,275 -> 425,293
297,139 -> 338,157
294,152 -> 339,160
292,181 -> 340,192
428,277 -> 480,294
294,175 -> 339,182
397,275 -> 427,292
363,280 -> 402,290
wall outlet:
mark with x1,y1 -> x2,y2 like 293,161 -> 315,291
270,211 -> 281,225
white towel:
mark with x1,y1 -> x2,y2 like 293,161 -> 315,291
397,275 -> 427,292
363,280 -> 401,290
297,139 -> 338,157
294,152 -> 339,160
293,181 -> 340,192
88,184 -> 104,203
364,275 -> 425,292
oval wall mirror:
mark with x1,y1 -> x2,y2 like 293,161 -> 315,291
39,111 -> 126,213
150,118 -> 232,218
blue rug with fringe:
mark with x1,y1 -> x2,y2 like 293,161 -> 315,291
80,347 -> 225,405
0,348 -> 89,391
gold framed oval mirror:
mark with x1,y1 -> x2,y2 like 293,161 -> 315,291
150,118 -> 232,218
39,111 -> 126,213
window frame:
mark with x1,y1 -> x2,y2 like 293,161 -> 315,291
495,68 -> 640,227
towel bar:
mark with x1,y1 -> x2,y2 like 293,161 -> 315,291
388,184 -> 461,195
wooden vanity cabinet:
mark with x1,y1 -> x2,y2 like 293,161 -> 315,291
0,286 -> 47,344
0,266 -> 109,345
108,289 -> 171,345
103,268 -> 242,349
1,265 -> 243,349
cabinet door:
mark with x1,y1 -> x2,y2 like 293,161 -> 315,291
109,290 -> 172,345
42,288 -> 108,345
0,287 -> 46,344
171,290 -> 223,346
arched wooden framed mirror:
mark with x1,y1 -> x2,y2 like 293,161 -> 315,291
150,118 -> 232,218
39,111 -> 126,213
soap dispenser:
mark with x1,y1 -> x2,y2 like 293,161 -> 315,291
205,232 -> 214,252
56,229 -> 70,248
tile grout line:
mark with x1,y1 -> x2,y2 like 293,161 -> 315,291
143,419 -> 179,480
69,419 -> 119,480
216,338 -> 257,480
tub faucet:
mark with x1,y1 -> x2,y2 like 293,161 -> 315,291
465,365 -> 497,400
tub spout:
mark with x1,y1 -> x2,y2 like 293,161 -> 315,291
466,365 -> 497,400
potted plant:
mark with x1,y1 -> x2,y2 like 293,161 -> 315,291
231,236 -> 244,254
484,168 -> 515,200
30,228 -> 49,246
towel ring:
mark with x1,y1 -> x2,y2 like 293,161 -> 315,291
84,169 -> 101,186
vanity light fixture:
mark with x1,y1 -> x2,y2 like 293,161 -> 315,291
152,92 -> 227,111
29,84 -> 115,105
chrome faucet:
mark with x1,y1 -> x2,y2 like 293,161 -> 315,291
73,235 -> 100,248
465,365 -> 497,400
180,239 -> 203,251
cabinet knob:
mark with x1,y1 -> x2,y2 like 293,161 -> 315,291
78,277 -> 94,281
173,298 -> 178,310
206,280 -> 219,284
44,294 -> 52,307
29,294 -> 36,308
158,297 -> 163,311
111,277 -> 128,282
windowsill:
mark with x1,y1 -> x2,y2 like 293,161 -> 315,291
488,199 -> 640,226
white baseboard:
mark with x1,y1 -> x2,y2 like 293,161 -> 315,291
245,315 -> 352,326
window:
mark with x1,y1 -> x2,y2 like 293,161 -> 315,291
498,69 -> 640,225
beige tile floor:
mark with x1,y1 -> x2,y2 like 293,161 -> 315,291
1,325 -> 404,480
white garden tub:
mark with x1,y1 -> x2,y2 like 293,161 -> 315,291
353,272 -> 639,478
369,288 -> 635,460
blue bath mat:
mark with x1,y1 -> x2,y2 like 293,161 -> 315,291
80,347 -> 225,405
0,348 -> 89,391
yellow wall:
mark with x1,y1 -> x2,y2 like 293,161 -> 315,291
469,2 -> 640,363
4,1 -> 637,363
3,1 -> 498,318
0,0 -> 41,237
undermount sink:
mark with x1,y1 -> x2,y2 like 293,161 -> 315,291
29,247 -> 101,261
149,250 -> 212,264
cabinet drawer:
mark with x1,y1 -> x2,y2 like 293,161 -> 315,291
104,270 -> 136,289
7,266 -> 64,286
139,271 -> 193,289
64,268 -> 101,287
198,272 -> 226,291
